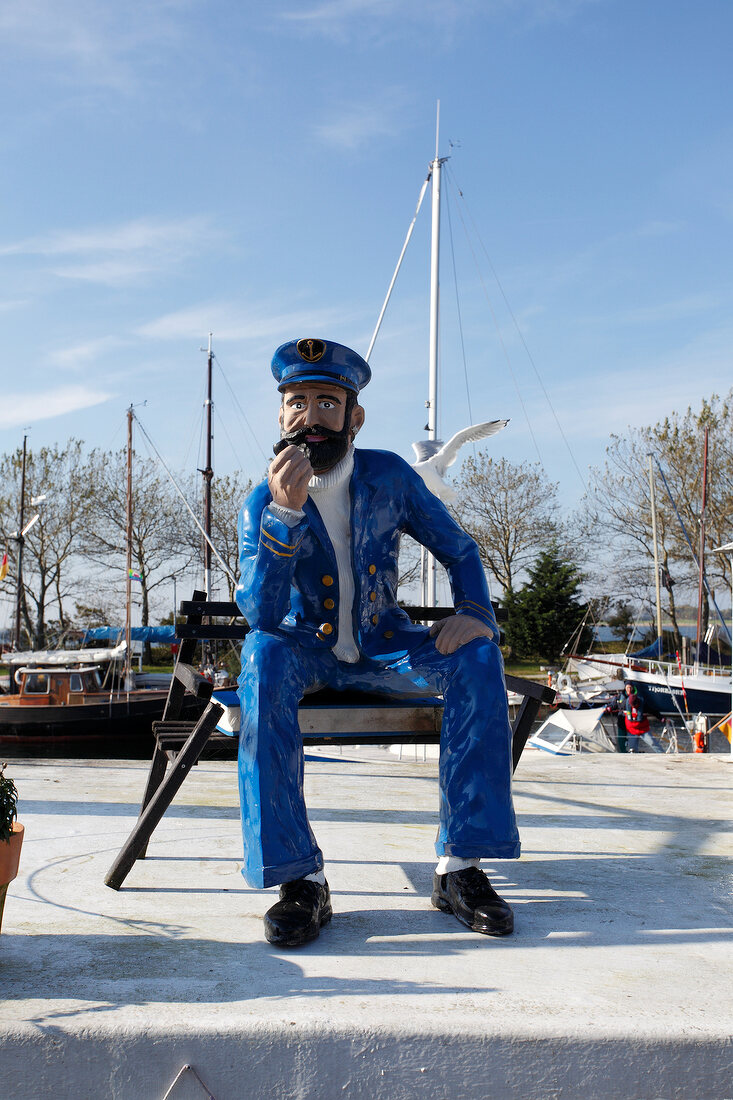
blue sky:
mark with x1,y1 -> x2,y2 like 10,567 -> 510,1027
1,0 -> 731,508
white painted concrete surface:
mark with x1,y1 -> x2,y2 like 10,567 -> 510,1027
1,751 -> 731,1099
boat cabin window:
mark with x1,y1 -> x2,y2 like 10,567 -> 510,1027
84,670 -> 102,689
69,673 -> 83,692
24,672 -> 50,694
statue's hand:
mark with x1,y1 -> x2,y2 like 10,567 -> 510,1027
268,445 -> 313,511
429,613 -> 496,655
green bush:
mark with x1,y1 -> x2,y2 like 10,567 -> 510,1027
0,764 -> 18,843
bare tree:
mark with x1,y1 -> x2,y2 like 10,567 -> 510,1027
81,448 -> 196,643
450,453 -> 562,595
0,440 -> 92,649
578,392 -> 733,648
195,470 -> 254,602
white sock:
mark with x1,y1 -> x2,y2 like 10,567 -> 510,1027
305,870 -> 326,885
435,856 -> 481,875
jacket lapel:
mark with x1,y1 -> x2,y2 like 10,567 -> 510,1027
303,497 -> 334,559
350,450 -> 377,565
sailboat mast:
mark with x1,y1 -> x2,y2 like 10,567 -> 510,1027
13,434 -> 27,650
648,454 -> 663,653
124,406 -> 133,687
695,426 -> 709,664
202,333 -> 214,600
427,102 -> 441,444
425,102 -> 442,607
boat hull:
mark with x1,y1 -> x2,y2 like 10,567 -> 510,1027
0,692 -> 169,747
625,670 -> 731,719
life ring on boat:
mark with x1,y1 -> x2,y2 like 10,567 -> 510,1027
557,673 -> 573,694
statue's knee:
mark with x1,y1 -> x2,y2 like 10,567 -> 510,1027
242,631 -> 295,677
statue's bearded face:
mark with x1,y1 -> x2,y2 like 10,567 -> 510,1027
278,383 -> 361,472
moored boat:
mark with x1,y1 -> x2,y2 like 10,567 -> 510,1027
0,647 -> 169,746
623,659 -> 731,720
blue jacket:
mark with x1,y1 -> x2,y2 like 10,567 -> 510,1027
235,448 -> 498,658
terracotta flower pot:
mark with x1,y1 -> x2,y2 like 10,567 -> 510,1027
0,823 -> 24,932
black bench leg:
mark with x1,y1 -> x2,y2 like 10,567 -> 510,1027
135,742 -> 170,860
105,702 -> 223,890
511,695 -> 541,772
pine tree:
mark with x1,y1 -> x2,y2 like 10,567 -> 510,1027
504,546 -> 590,662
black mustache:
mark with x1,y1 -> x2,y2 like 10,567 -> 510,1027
273,424 -> 346,456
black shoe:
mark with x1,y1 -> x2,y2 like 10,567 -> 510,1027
264,878 -> 332,947
431,867 -> 514,936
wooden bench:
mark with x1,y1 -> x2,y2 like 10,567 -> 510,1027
105,590 -> 555,890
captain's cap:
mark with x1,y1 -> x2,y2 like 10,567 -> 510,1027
271,338 -> 371,395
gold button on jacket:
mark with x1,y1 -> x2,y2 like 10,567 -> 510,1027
323,598 -> 335,610
321,574 -> 334,587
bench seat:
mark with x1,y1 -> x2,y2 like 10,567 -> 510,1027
104,591 -> 555,891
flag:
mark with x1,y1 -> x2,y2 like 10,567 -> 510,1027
128,569 -> 142,582
720,716 -> 731,745
0,549 -> 7,583
709,713 -> 731,744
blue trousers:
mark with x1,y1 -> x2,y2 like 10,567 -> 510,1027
237,629 -> 520,889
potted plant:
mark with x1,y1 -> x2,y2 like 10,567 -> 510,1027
0,762 -> 23,932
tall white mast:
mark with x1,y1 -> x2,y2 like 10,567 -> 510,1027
425,101 -> 443,606
427,100 -> 441,443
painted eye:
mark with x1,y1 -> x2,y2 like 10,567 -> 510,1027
319,400 -> 335,409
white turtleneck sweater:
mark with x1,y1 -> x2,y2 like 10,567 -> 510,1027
268,447 -> 360,663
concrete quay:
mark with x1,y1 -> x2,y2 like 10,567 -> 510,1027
0,749 -> 731,1100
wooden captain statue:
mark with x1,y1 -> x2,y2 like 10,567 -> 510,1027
235,337 -> 519,947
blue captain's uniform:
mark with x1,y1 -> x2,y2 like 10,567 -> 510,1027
235,446 -> 520,889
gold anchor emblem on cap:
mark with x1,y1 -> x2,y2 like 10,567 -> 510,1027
297,338 -> 326,363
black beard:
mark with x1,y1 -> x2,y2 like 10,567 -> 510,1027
273,423 -> 351,472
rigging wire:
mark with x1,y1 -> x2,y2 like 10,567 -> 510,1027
132,410 -> 236,584
447,164 -> 587,491
178,373 -> 208,476
195,382 -> 207,482
443,169 -> 543,465
214,355 -> 269,466
444,178 -> 474,429
366,171 -> 432,362
214,405 -> 248,477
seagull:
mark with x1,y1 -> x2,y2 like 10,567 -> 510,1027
411,419 -> 509,502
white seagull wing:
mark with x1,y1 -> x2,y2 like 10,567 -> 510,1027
433,419 -> 509,474
411,440 -> 443,463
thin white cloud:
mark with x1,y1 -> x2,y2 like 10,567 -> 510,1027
46,336 -> 124,370
1,216 -> 217,286
279,0 -> 599,38
1,216 -> 213,257
578,291 -> 724,329
0,0 -> 192,95
529,323 -> 733,446
137,301 -> 363,345
314,93 -> 407,150
50,259 -> 169,286
282,0 -> 398,24
0,385 -> 113,428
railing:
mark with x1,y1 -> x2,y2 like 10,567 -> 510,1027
628,657 -> 731,681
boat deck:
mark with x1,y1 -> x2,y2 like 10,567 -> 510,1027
1,750 -> 731,1099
